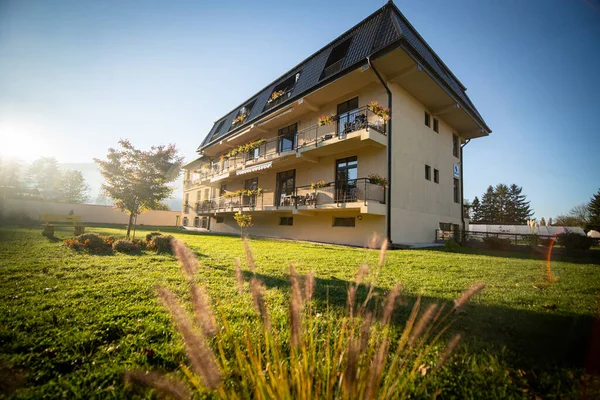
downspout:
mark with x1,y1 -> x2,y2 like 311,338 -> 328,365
367,56 -> 393,245
460,139 -> 471,242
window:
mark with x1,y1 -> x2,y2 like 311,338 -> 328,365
211,119 -> 226,140
433,118 -> 439,133
434,169 -> 439,183
279,216 -> 293,226
265,73 -> 300,110
204,188 -> 210,200
425,165 -> 431,181
337,97 -> 359,136
231,99 -> 256,129
333,217 -> 356,227
321,38 -> 353,80
197,190 -> 201,202
244,177 -> 258,206
276,169 -> 296,206
215,216 -> 224,223
336,156 -> 358,202
247,146 -> 260,161
453,178 -> 460,203
453,134 -> 459,158
424,111 -> 431,128
439,222 -> 452,231
183,217 -> 188,226
220,184 -> 227,196
278,123 -> 298,153
184,193 -> 189,205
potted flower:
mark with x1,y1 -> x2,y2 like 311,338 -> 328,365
318,115 -> 335,126
368,101 -> 391,121
310,180 -> 328,191
368,173 -> 388,187
268,90 -> 285,103
233,112 -> 247,125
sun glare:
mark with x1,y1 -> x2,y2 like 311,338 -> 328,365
0,121 -> 56,162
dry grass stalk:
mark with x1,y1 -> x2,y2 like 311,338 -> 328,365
125,370 -> 191,400
454,283 -> 486,309
289,265 -> 303,348
359,311 -> 373,352
171,239 -> 197,281
408,303 -> 438,347
378,239 -> 389,267
234,258 -> 244,295
242,237 -> 256,271
436,333 -> 462,369
190,284 -> 217,337
365,337 -> 390,400
250,277 -> 270,328
381,284 -> 402,325
156,286 -> 222,389
304,271 -> 315,302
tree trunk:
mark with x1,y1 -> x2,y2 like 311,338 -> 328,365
126,212 -> 134,238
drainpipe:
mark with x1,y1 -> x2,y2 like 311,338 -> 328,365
367,56 -> 392,245
460,139 -> 471,242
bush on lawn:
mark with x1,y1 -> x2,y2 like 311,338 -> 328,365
64,233 -> 113,252
132,238 -> 147,250
112,239 -> 137,253
444,240 -> 460,252
483,236 -> 511,250
557,232 -> 594,251
126,238 -> 485,399
145,231 -> 163,242
148,235 -> 174,253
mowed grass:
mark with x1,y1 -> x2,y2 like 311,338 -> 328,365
0,225 -> 599,398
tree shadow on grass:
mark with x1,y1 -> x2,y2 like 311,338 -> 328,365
244,270 -> 595,371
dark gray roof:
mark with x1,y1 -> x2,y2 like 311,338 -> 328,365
199,1 -> 490,150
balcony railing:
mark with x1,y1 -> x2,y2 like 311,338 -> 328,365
194,177 -> 386,214
186,107 -> 388,186
264,89 -> 294,111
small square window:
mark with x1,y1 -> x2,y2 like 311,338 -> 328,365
434,169 -> 439,183
424,111 -> 431,128
433,118 -> 439,133
333,217 -> 355,227
279,216 -> 293,226
425,165 -> 431,181
215,216 -> 224,223
453,134 -> 459,158
453,178 -> 460,203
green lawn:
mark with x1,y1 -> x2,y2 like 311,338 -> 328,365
1,225 -> 599,398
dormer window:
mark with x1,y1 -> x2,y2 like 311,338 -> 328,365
232,99 -> 256,128
264,73 -> 300,111
320,38 -> 352,80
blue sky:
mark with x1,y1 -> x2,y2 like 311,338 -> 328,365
1,0 -> 599,218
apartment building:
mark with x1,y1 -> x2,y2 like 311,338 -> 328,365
181,1 -> 490,247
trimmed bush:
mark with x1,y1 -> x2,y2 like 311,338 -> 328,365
132,238 -> 147,250
557,232 -> 594,251
145,231 -> 163,242
76,233 -> 106,250
444,240 -> 460,252
148,235 -> 174,253
112,239 -> 137,253
483,236 -> 511,250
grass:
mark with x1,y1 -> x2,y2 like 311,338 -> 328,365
0,225 -> 599,398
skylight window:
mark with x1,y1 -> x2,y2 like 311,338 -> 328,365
211,119 -> 226,140
320,38 -> 352,80
232,99 -> 256,128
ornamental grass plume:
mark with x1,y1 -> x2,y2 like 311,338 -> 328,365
126,238 -> 485,399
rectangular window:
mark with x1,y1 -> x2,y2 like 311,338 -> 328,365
220,184 -> 227,196
204,188 -> 210,200
215,216 -> 224,223
197,190 -> 201,201
184,193 -> 189,205
337,97 -> 359,136
453,178 -> 460,203
320,38 -> 353,80
425,165 -> 431,181
231,99 -> 256,129
434,169 -> 439,183
453,134 -> 459,158
279,216 -> 293,226
336,156 -> 358,202
278,123 -> 298,152
424,111 -> 431,128
433,118 -> 439,133
276,169 -> 296,206
265,73 -> 301,110
439,222 -> 452,231
333,217 -> 356,227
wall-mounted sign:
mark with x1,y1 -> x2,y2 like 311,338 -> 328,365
453,164 -> 460,178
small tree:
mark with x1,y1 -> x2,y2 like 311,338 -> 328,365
26,157 -> 62,200
587,189 -> 600,230
234,212 -> 253,237
540,217 -> 546,226
94,140 -> 183,238
56,170 -> 90,203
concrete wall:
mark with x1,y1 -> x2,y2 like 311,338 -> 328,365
1,198 -> 180,226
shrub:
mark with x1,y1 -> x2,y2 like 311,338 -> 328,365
132,238 -> 147,250
126,238 -> 485,399
148,235 -> 174,252
145,231 -> 163,242
557,232 -> 594,250
444,239 -> 460,252
112,239 -> 137,253
483,236 -> 511,250
76,233 -> 106,250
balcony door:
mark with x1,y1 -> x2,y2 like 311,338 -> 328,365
278,123 -> 297,153
244,177 -> 258,206
276,169 -> 295,207
335,156 -> 358,202
337,97 -> 359,137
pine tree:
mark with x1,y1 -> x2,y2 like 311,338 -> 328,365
588,189 -> 600,230
508,184 -> 533,224
479,186 -> 496,224
470,196 -> 481,223
56,170 -> 90,203
540,217 -> 546,226
494,184 -> 510,224
548,217 -> 553,226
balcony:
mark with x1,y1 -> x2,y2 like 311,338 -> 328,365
194,178 -> 386,216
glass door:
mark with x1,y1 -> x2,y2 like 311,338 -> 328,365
278,123 -> 298,153
244,177 -> 258,206
337,97 -> 359,137
335,156 -> 358,202
276,170 -> 296,206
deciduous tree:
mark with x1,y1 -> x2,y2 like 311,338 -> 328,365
94,140 -> 183,238
56,170 -> 90,203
